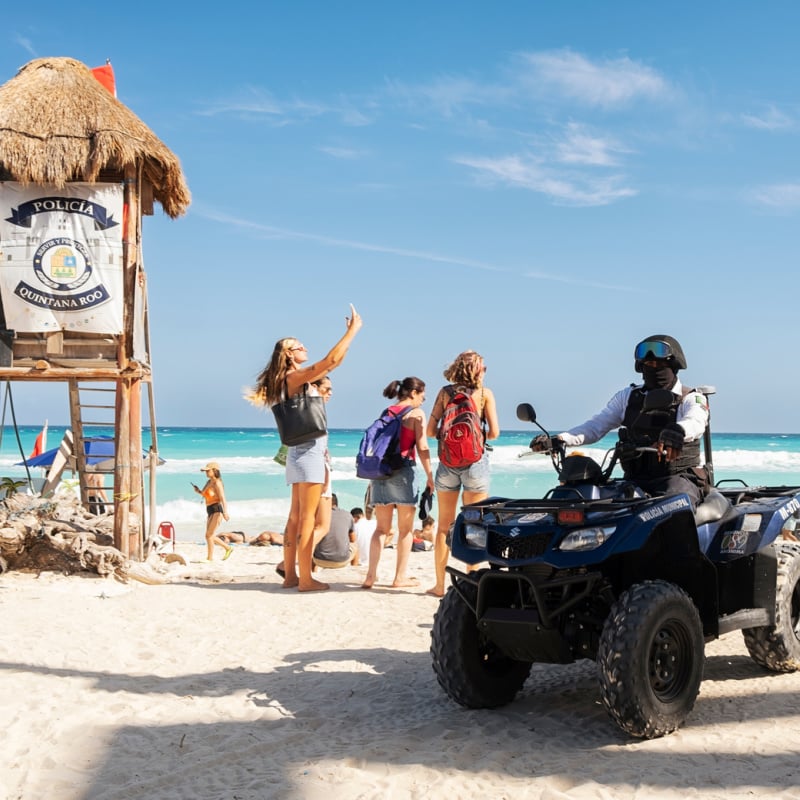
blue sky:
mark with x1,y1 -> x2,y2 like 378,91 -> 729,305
3,1 -> 800,433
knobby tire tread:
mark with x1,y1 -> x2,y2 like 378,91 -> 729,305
597,580 -> 704,739
742,542 -> 800,672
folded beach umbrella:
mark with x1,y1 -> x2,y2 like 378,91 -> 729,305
18,436 -> 115,468
17,436 -> 163,468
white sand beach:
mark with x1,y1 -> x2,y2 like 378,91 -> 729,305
2,540 -> 800,800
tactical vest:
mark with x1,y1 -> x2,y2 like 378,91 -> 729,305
620,386 -> 701,479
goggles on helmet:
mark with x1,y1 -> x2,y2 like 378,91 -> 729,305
634,340 -> 673,361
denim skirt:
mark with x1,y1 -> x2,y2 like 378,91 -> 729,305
369,462 -> 418,506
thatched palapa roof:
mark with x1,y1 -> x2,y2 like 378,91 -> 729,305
0,57 -> 190,218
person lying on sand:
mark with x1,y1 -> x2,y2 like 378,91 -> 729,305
249,530 -> 285,547
218,531 -> 249,545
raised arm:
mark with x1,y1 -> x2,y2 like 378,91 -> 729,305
286,304 -> 362,395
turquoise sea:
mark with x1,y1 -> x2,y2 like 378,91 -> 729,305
3,425 -> 800,540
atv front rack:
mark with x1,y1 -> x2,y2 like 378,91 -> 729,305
462,493 -> 656,523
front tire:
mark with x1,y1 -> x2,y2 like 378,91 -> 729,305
743,542 -> 800,671
431,583 -> 532,708
598,580 -> 704,739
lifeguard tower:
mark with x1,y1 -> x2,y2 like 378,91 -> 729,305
0,57 -> 190,558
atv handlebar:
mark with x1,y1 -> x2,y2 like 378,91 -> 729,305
519,409 -> 664,485
517,392 -> 713,487
530,434 -> 565,454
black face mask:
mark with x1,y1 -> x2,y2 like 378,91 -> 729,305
642,364 -> 676,390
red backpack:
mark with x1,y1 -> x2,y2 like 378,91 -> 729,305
437,387 -> 485,469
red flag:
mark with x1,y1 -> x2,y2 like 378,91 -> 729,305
29,421 -> 48,459
91,63 -> 116,97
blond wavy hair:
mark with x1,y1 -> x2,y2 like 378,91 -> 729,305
443,350 -> 485,390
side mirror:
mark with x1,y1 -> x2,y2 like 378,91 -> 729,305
516,403 -> 536,423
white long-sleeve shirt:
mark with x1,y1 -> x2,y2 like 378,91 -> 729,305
559,379 -> 709,447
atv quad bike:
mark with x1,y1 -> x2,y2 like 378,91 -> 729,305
430,387 -> 800,738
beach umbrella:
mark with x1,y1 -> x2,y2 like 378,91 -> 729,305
16,437 -> 164,469
18,437 -> 115,468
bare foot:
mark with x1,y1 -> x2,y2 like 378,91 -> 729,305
391,577 -> 420,588
282,576 -> 299,589
361,575 -> 375,589
298,578 -> 329,593
425,587 -> 444,598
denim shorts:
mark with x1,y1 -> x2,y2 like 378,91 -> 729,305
369,463 -> 418,506
285,435 -> 328,485
434,453 -> 490,493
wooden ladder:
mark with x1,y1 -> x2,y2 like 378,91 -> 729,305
68,379 -> 116,514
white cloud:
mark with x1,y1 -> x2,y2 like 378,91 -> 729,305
15,34 -> 36,57
741,105 -> 795,131
196,88 -> 370,127
751,183 -> 800,209
317,145 -> 364,160
384,74 -> 511,117
196,88 -> 294,118
556,122 -> 629,166
197,47 -> 672,135
453,153 -> 637,207
514,48 -> 671,109
385,49 -> 671,116
198,209 -> 638,291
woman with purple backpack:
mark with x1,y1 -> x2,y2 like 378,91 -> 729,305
361,377 -> 434,590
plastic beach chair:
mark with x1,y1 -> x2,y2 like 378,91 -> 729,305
156,521 -> 176,553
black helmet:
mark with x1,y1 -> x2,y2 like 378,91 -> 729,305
634,335 -> 687,373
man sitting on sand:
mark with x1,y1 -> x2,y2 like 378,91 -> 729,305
312,495 -> 357,570
412,516 -> 435,551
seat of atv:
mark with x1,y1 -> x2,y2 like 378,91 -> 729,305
693,489 -> 732,526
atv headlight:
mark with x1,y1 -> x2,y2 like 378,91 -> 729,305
464,523 -> 488,548
559,526 -> 615,552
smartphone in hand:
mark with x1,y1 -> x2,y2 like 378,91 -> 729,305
191,482 -> 200,491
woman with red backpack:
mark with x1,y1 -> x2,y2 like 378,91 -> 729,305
425,350 -> 500,598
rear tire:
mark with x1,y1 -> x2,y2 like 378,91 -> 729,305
598,580 -> 704,739
743,542 -> 800,672
431,583 -> 532,708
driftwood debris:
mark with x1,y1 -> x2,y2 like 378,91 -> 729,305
0,492 -> 135,580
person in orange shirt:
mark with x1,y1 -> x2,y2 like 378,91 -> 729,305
194,461 -> 232,562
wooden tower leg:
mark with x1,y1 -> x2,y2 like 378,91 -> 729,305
129,378 -> 143,560
113,379 -> 130,555
113,377 -> 145,558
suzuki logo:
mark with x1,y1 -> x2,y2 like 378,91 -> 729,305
509,527 -> 521,538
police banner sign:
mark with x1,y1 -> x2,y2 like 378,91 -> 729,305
0,183 -> 124,333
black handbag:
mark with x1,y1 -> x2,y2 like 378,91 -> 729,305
272,382 -> 327,446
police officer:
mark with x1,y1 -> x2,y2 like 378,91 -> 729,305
534,335 -> 709,508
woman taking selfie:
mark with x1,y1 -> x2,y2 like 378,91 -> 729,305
250,304 -> 362,592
